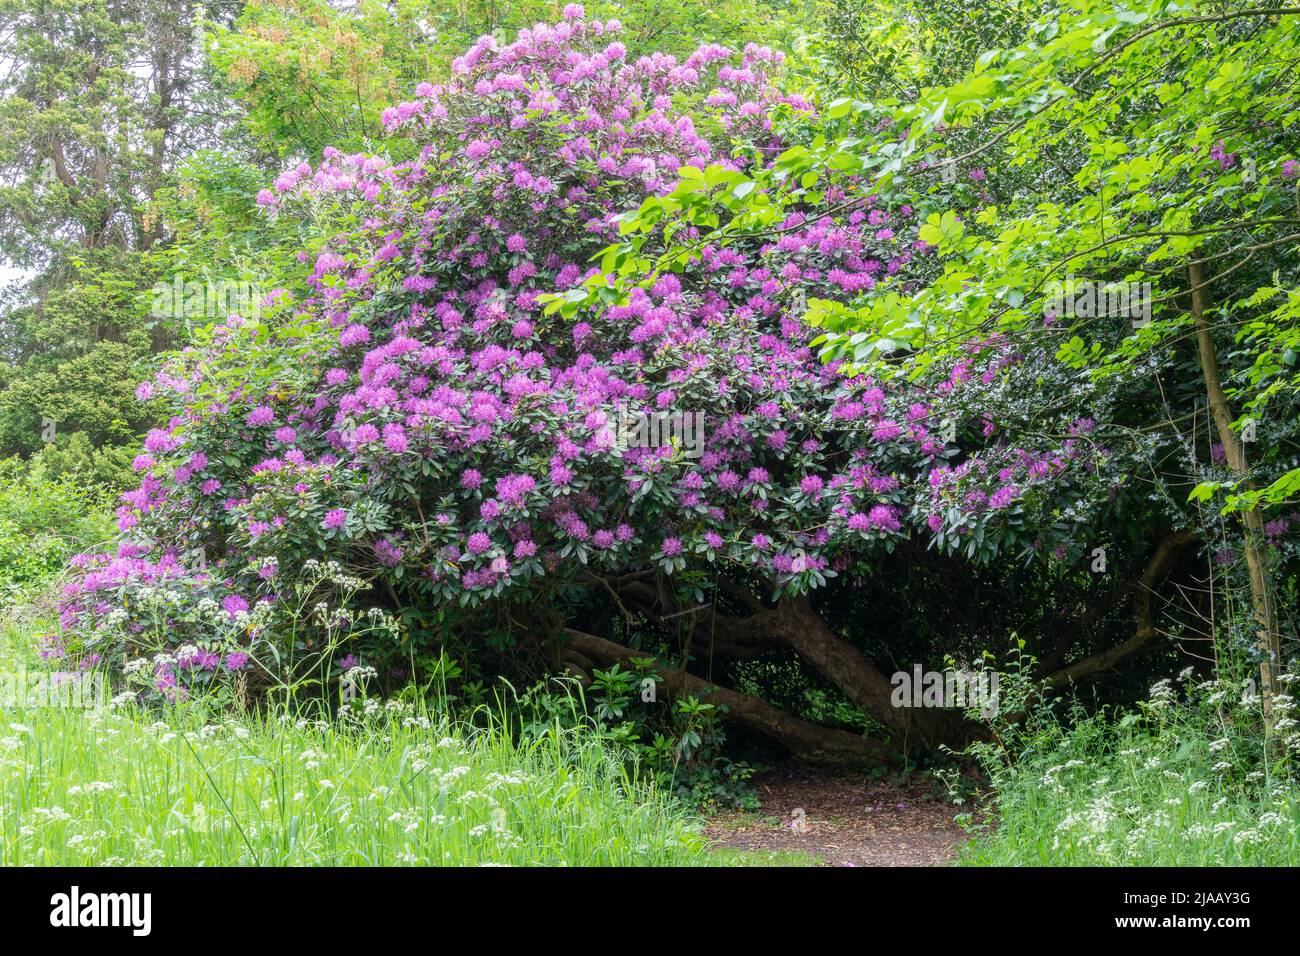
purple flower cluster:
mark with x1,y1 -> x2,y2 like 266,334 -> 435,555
60,15 -> 1116,673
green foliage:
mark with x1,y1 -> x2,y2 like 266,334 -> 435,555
795,0 -> 1034,96
950,639 -> 1300,865
514,669 -> 759,812
0,332 -> 158,488
0,458 -> 112,605
958,683 -> 1300,865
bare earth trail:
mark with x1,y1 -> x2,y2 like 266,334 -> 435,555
704,767 -> 971,866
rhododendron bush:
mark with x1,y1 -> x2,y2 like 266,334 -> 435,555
56,11 -> 1121,758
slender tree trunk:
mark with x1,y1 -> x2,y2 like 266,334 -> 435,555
1190,259 -> 1281,726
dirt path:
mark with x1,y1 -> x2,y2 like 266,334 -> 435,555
704,767 -> 970,866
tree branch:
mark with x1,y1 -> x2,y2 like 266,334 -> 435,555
563,629 -> 891,766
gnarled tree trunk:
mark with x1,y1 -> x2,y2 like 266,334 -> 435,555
562,629 -> 891,766
569,572 -> 985,760
760,596 -> 970,748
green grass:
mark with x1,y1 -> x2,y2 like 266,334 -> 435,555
0,695 -> 723,866
707,847 -> 825,866
0,612 -> 722,866
13,600 -> 1297,868
0,611 -> 820,867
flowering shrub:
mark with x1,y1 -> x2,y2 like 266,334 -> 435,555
58,10 -> 1114,699
56,552 -> 397,702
